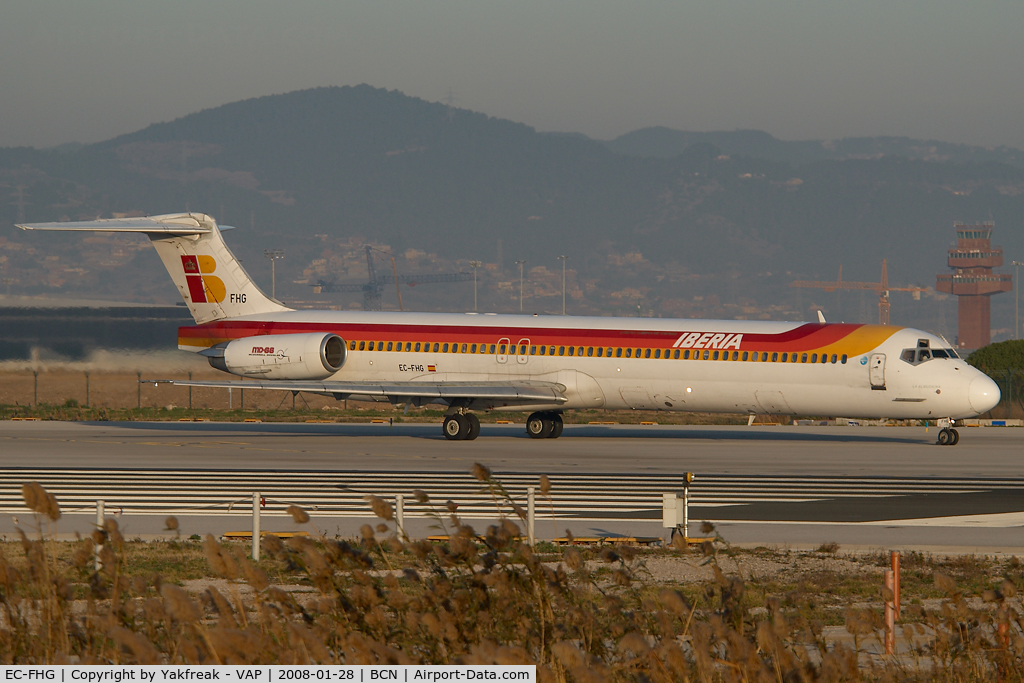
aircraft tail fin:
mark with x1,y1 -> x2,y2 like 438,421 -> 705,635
17,213 -> 291,324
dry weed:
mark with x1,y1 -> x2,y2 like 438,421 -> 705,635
0,478 -> 1019,680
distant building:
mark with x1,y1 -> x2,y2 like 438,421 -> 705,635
935,222 -> 1012,350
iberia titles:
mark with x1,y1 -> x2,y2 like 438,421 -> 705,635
672,332 -> 743,350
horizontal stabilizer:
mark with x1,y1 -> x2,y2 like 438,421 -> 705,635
17,215 -> 213,235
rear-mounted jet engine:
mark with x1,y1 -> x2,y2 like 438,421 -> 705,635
203,332 -> 346,380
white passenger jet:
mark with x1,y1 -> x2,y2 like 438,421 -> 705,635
18,213 -> 1000,445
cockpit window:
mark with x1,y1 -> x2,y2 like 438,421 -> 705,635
901,347 -> 956,365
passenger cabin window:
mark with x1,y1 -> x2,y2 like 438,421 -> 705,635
386,342 -> 393,351
350,341 -> 357,350
732,351 -> 739,361
703,350 -> 710,360
644,349 -> 651,359
461,344 -> 468,353
683,350 -> 690,359
470,344 -> 477,353
674,350 -> 680,359
596,347 -> 603,357
433,343 -> 440,352
741,351 -> 749,361
616,348 -> 623,358
810,353 -> 817,363
607,347 -> 613,357
830,354 -> 837,363
587,347 -> 594,357
568,347 -> 575,356
414,342 -> 421,352
499,344 -> 506,354
559,346 -> 565,356
549,346 -> 555,355
841,354 -> 848,364
489,344 -> 496,353
654,349 -> 661,359
442,343 -> 449,352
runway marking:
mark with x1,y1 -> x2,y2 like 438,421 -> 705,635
0,469 -> 1018,524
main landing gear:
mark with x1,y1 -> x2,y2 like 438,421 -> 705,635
936,418 -> 960,446
441,411 -> 564,440
443,412 -> 480,441
526,411 -> 564,439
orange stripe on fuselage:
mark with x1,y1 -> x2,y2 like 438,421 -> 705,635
178,321 -> 902,357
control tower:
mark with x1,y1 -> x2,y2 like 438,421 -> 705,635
935,222 -> 1012,350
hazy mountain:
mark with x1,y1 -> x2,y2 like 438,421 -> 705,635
2,85 -> 1023,338
604,126 -> 1024,166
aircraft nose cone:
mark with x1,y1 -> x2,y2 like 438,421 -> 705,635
969,375 -> 1001,413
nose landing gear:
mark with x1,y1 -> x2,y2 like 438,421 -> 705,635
936,418 -> 960,446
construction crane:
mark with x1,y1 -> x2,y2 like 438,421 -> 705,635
312,245 -> 474,311
790,259 -> 927,325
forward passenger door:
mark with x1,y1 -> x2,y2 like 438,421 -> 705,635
869,354 -> 886,390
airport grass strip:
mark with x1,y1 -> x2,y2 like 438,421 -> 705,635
1,472 -> 1023,679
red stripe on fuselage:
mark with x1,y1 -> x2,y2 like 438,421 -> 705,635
178,321 -> 865,351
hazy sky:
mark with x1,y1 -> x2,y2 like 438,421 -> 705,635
4,1 -> 1024,149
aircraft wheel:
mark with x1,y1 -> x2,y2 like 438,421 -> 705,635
443,414 -> 470,441
548,414 -> 564,438
937,428 -> 952,446
466,413 -> 481,440
950,428 -> 960,446
526,412 -> 553,439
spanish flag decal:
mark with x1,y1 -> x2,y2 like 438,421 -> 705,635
427,364 -> 436,372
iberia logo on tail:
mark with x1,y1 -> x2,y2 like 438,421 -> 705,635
181,255 -> 226,304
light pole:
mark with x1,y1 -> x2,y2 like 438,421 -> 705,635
557,255 -> 568,315
469,261 -> 481,311
1013,261 -> 1024,339
264,249 -> 285,299
515,260 -> 526,311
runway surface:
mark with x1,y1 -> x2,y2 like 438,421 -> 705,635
1,421 -> 1022,550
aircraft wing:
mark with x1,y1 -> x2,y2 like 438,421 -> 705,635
155,379 -> 568,409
